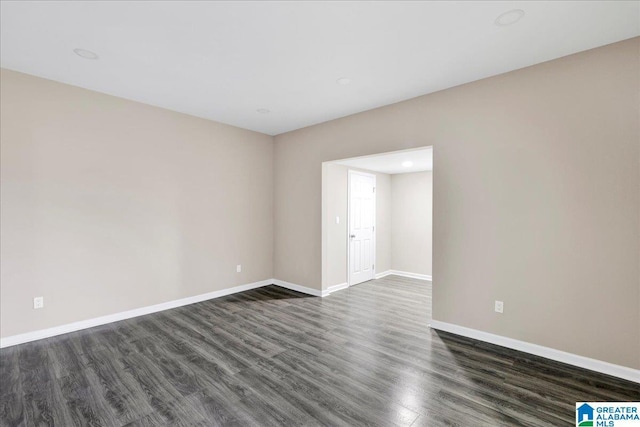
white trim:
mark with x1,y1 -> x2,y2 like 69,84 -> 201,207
0,279 -> 273,348
321,163 -> 330,291
272,279 -> 327,297
375,270 -> 393,279
429,320 -> 640,384
376,270 -> 432,281
0,278 -> 329,348
326,282 -> 349,294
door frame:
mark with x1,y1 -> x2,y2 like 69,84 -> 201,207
347,169 -> 376,287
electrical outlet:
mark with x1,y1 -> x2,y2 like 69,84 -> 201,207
336,216 -> 340,224
236,264 -> 242,273
494,300 -> 504,314
34,297 -> 44,309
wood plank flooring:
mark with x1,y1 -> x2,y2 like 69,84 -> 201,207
1,275 -> 638,426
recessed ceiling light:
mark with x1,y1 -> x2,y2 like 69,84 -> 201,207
336,78 -> 351,85
73,48 -> 99,60
256,108 -> 270,114
495,9 -> 525,26
402,161 -> 413,168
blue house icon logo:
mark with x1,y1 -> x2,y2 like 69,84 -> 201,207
577,403 -> 594,426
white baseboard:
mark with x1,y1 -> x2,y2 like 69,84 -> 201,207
375,270 -> 393,279
429,320 -> 640,384
376,270 -> 432,281
326,282 -> 349,294
272,279 -> 326,297
0,278 -> 329,348
0,279 -> 272,348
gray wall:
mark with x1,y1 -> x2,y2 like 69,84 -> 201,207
274,38 -> 640,369
391,171 -> 432,276
1,69 -> 274,338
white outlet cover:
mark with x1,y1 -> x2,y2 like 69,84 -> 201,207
336,216 -> 340,224
495,300 -> 504,313
236,265 -> 242,273
33,296 -> 44,309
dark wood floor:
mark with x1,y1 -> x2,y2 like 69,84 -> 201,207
1,276 -> 638,426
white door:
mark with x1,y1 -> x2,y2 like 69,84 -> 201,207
348,171 -> 376,286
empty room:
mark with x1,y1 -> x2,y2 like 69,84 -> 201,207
1,1 -> 639,426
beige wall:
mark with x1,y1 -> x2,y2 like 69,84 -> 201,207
0,69 -> 274,338
323,163 -> 390,288
391,171 -> 432,276
274,38 -> 640,369
2,38 -> 639,370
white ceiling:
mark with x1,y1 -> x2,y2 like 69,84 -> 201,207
1,2 -> 638,136
334,148 -> 433,175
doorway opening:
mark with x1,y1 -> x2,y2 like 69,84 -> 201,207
321,147 -> 433,294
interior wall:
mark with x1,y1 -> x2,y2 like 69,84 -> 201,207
2,39 -> 639,370
274,38 -> 640,369
391,171 -> 432,276
0,69 -> 274,338
323,163 -> 390,288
